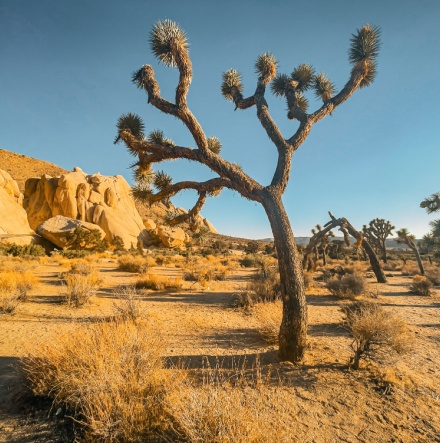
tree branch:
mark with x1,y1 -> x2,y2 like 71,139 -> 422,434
167,191 -> 207,226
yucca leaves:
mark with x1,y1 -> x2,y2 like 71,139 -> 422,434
221,69 -> 243,102
147,130 -> 176,146
154,171 -> 173,192
207,136 -> 222,154
116,113 -> 145,138
150,19 -> 188,68
270,74 -> 289,97
115,113 -> 145,154
294,92 -> 309,113
255,52 -> 277,84
313,73 -> 335,101
359,59 -> 377,88
290,64 -> 314,92
132,66 -> 149,90
349,24 -> 381,65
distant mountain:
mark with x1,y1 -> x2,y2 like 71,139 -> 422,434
259,236 -> 420,249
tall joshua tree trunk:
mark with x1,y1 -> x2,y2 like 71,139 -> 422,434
116,20 -> 380,362
261,191 -> 307,361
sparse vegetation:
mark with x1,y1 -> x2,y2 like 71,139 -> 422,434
63,270 -> 101,307
326,274 -> 366,298
112,286 -> 146,322
136,273 -> 183,291
117,254 -> 154,273
342,301 -> 412,369
410,276 -> 433,296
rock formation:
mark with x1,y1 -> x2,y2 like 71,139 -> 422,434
37,215 -> 106,250
0,169 -> 35,243
24,168 -> 149,249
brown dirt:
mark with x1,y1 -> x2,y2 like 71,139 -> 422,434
0,258 -> 439,442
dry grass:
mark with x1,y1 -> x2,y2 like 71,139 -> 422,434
117,254 -> 154,273
252,301 -> 281,345
135,273 -> 183,291
410,276 -> 433,296
22,320 -> 178,442
326,274 -> 366,298
342,301 -> 413,369
63,272 -> 101,307
401,261 -> 421,276
112,286 -> 146,323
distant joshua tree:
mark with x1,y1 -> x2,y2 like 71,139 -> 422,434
309,224 -> 334,267
420,192 -> 440,214
362,218 -> 395,263
115,20 -> 380,362
396,228 -> 425,276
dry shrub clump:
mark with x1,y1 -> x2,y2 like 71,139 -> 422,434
112,286 -> 146,323
117,254 -> 153,273
326,274 -> 366,298
136,273 -> 183,291
401,261 -> 420,276
0,271 -> 20,313
410,276 -> 433,296
425,268 -> 440,286
22,320 -> 178,443
63,265 -> 102,307
167,358 -> 297,443
182,258 -> 232,286
252,301 -> 281,345
342,301 -> 413,369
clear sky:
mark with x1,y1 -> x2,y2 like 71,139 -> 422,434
1,0 -> 439,239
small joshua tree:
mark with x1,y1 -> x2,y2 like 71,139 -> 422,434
396,228 -> 425,276
309,224 -> 334,268
362,218 -> 394,264
115,20 -> 380,362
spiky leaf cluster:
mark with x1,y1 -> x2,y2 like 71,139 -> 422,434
154,171 -> 173,192
255,52 -> 277,84
116,113 -> 145,139
132,65 -> 149,90
290,64 -> 315,92
147,130 -> 175,146
359,59 -> 377,88
207,136 -> 222,154
313,73 -> 335,101
150,19 -> 188,68
349,24 -> 381,65
221,69 -> 243,102
294,92 -> 309,113
421,192 -> 440,214
270,74 -> 289,97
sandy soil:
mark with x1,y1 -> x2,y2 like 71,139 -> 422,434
0,258 -> 439,442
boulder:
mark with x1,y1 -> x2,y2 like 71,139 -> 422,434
203,218 -> 218,234
24,169 -> 150,249
37,215 -> 106,250
143,219 -> 157,231
157,225 -> 187,248
0,169 -> 34,236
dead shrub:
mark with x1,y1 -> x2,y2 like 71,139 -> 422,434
22,320 -> 178,442
117,254 -> 151,273
342,301 -> 412,369
68,259 -> 95,275
15,270 -> 39,300
401,261 -> 420,276
326,274 -> 366,298
112,286 -> 146,323
0,290 -> 20,314
136,274 -> 183,291
167,359 -> 296,443
64,272 -> 101,307
410,276 -> 433,296
253,301 -> 281,345
425,268 -> 440,286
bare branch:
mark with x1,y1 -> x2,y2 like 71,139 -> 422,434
167,191 -> 207,226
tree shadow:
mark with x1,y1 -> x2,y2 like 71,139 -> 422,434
308,323 -> 348,337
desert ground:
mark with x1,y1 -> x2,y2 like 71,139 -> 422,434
0,252 -> 439,443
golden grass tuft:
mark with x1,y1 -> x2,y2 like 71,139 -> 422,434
135,273 -> 183,291
117,254 -> 154,273
252,301 -> 281,345
22,320 -> 178,442
63,271 -> 102,307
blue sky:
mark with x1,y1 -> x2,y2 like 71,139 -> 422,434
1,0 -> 439,239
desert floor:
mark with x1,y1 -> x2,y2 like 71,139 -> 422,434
0,256 -> 439,442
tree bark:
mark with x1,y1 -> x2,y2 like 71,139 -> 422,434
411,246 -> 425,276
261,190 -> 307,362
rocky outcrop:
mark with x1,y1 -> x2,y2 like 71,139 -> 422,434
0,169 -> 34,237
37,216 -> 106,250
156,226 -> 189,249
24,168 -> 149,249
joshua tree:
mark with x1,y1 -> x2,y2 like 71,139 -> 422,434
115,20 -> 380,362
308,224 -> 334,268
396,228 -> 424,276
362,218 -> 395,263
420,192 -> 440,214
304,212 -> 387,283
